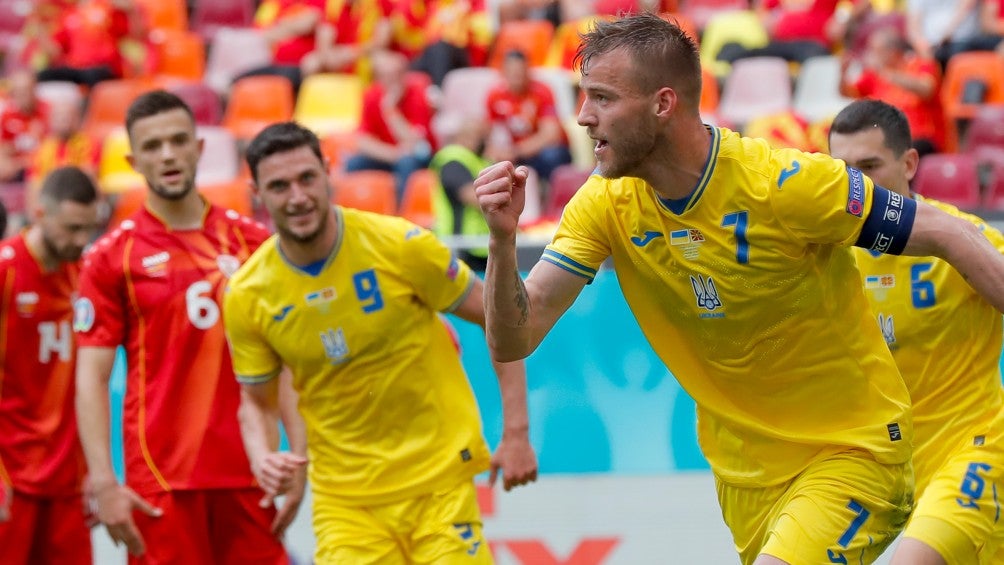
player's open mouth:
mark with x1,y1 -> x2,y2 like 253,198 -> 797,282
161,169 -> 183,182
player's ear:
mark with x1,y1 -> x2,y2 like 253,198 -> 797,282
902,147 -> 920,182
655,86 -> 677,118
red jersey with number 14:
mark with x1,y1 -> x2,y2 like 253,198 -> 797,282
0,234 -> 86,497
74,204 -> 269,495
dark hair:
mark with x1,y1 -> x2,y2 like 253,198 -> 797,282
830,99 -> 913,157
574,12 -> 702,109
125,90 -> 194,138
39,166 -> 99,209
245,122 -> 324,183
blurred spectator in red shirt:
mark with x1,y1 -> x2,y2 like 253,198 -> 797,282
344,50 -> 437,204
718,0 -> 839,65
393,0 -> 493,86
35,0 -> 144,87
840,25 -> 944,155
300,0 -> 394,78
0,70 -> 49,183
484,50 -> 571,187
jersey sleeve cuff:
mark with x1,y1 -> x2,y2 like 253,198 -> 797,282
235,367 -> 282,385
541,249 -> 597,282
443,276 -> 476,313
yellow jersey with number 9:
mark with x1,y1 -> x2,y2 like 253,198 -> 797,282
223,207 -> 491,505
544,127 -> 912,487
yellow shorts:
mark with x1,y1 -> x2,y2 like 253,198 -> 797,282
716,451 -> 914,565
905,440 -> 1004,564
312,480 -> 493,565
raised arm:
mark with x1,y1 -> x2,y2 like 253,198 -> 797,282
475,161 -> 588,361
76,345 -> 161,556
902,200 -> 1004,312
452,279 -> 537,491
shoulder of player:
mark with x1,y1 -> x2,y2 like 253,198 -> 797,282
85,218 -> 140,259
0,236 -> 24,270
207,204 -> 269,234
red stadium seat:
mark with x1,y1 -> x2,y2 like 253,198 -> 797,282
192,0 -> 256,41
717,56 -> 792,129
911,153 -> 982,210
222,75 -> 295,141
399,169 -> 435,229
82,79 -> 150,142
941,51 -> 1004,151
488,20 -> 554,69
167,82 -> 222,126
544,164 -> 593,220
150,30 -> 206,81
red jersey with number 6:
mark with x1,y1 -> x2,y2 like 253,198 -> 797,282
74,204 -> 269,495
0,234 -> 86,497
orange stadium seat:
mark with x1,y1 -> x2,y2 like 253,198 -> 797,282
661,12 -> 699,45
135,0 -> 188,32
941,51 -> 1004,152
331,170 -> 396,215
320,131 -> 358,174
222,75 -> 295,141
700,65 -> 720,116
545,15 -> 607,70
106,185 -> 147,227
488,19 -> 554,69
911,153 -> 981,210
199,179 -> 253,216
82,79 -> 150,142
150,30 -> 206,81
398,169 -> 435,229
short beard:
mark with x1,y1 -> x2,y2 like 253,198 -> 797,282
280,209 -> 328,244
41,232 -> 81,262
147,177 -> 195,201
599,127 -> 658,179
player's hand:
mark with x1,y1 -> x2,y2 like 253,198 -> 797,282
253,451 -> 308,505
92,482 -> 162,556
475,161 -> 530,239
269,461 -> 307,539
488,432 -> 538,491
0,480 -> 11,522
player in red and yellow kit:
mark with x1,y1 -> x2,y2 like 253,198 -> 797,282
0,166 -> 100,564
74,91 -> 293,564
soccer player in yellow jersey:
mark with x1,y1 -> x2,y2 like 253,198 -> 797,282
474,13 -> 1004,565
829,99 -> 1004,565
223,122 -> 538,565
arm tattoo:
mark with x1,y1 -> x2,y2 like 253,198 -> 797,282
513,270 -> 529,326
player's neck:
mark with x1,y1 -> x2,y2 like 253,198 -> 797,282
279,208 -> 339,266
643,121 -> 712,201
24,226 -> 58,271
146,192 -> 207,230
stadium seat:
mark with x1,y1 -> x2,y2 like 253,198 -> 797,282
488,19 -> 554,69
97,128 -> 146,194
399,169 -> 435,229
331,170 -> 397,215
431,67 -> 501,146
167,82 -> 222,126
793,55 -> 855,124
195,126 -> 240,186
661,12 -> 699,45
685,0 -> 756,35
717,57 -> 792,129
135,0 -> 188,33
545,15 -> 606,70
0,0 -> 28,55
699,10 -> 769,79
222,75 -> 295,141
941,51 -> 1004,152
191,0 -> 256,42
293,73 -> 363,137
544,164 -> 593,220
700,65 -> 720,116
203,27 -> 273,96
199,179 -> 253,216
106,185 -> 147,227
320,130 -> 359,174
911,153 -> 981,210
530,67 -> 578,122
743,111 -> 812,151
150,30 -> 206,81
82,79 -> 149,142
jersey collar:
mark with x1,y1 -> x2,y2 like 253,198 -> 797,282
657,125 -> 720,215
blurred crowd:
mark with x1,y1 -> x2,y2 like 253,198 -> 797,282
2,0 -> 1004,246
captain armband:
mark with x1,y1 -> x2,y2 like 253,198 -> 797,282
853,185 -> 917,255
